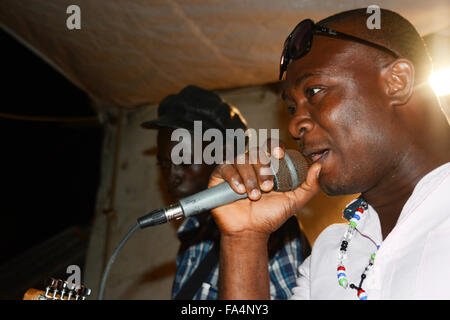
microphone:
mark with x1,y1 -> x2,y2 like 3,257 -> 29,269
137,149 -> 309,228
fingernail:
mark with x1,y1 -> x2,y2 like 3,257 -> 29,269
273,147 -> 283,159
232,179 -> 245,193
250,189 -> 260,198
262,180 -> 273,191
259,167 -> 272,176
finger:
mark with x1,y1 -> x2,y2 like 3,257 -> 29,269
235,153 -> 261,200
210,164 -> 246,194
262,138 -> 286,160
248,147 -> 274,192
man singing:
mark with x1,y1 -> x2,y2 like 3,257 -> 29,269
209,8 -> 450,299
142,85 -> 311,299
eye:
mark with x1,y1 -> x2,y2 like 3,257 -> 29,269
305,87 -> 323,99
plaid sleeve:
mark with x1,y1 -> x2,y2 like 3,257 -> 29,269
268,216 -> 308,300
172,216 -> 309,300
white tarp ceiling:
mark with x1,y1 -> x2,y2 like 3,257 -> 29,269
1,0 -> 449,108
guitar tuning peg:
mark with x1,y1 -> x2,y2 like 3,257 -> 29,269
55,279 -> 63,290
60,281 -> 69,300
72,284 -> 91,300
82,287 -> 92,300
46,278 -> 63,300
45,278 -> 59,299
45,278 -> 54,298
46,277 -> 57,289
74,285 -> 86,300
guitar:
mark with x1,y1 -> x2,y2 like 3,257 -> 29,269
23,277 -> 91,300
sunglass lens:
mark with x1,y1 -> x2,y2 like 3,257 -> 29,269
289,19 -> 314,60
279,19 -> 314,80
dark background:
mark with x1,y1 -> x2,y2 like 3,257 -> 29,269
0,28 -> 102,299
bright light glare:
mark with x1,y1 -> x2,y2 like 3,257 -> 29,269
430,67 -> 450,97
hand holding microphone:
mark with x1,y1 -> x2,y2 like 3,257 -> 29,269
137,142 -> 322,231
208,143 -> 322,237
207,143 -> 322,300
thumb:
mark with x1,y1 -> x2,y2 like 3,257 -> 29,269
287,163 -> 322,212
301,162 -> 322,193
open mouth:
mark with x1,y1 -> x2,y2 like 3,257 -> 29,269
306,149 -> 329,164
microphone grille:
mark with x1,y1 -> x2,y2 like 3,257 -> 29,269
274,149 -> 309,192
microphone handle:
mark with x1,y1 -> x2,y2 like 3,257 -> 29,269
180,182 -> 247,218
137,150 -> 301,229
137,182 -> 247,228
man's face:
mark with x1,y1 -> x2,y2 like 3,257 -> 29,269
157,127 -> 215,201
283,33 -> 399,195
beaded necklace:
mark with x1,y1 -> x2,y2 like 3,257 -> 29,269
337,198 -> 380,300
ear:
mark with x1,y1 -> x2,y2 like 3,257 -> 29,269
381,59 -> 415,106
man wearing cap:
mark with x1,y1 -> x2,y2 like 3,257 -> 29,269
142,85 -> 311,299
208,8 -> 450,300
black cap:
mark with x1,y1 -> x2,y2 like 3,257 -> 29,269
141,85 -> 247,132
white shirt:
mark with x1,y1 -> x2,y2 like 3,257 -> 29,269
291,162 -> 450,300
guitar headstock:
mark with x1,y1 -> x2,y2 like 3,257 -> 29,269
23,277 -> 91,300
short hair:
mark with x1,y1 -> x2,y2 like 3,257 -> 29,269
318,8 -> 433,82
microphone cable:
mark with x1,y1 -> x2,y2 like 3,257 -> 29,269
98,223 -> 141,300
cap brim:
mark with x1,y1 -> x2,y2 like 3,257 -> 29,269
141,115 -> 195,131
141,115 -> 223,132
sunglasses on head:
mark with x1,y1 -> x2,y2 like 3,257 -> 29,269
279,19 -> 400,80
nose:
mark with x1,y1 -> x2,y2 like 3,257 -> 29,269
288,109 -> 314,140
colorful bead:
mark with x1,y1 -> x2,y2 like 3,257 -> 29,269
343,227 -> 356,240
361,201 -> 368,209
337,199 -> 384,301
337,198 -> 382,301
357,289 -> 368,300
339,277 -> 349,288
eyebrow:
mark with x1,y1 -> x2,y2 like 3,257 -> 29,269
282,71 -> 329,101
294,71 -> 328,88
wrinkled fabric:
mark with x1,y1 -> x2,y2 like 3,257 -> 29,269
1,0 -> 448,107
291,162 -> 450,300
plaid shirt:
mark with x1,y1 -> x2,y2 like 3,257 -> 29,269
171,214 -> 310,300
